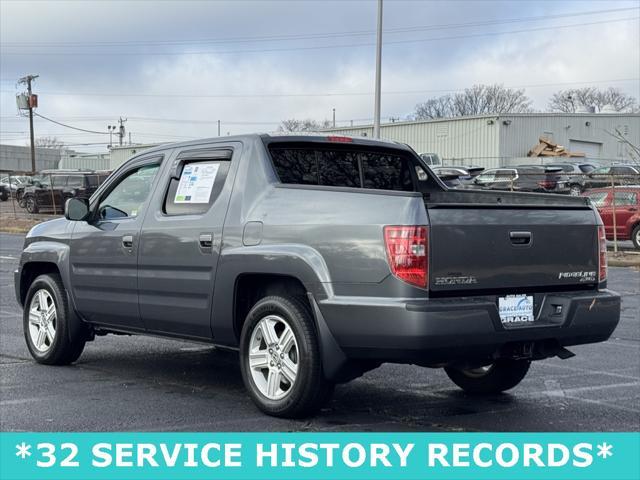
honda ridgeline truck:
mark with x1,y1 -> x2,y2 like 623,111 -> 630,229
15,134 -> 621,417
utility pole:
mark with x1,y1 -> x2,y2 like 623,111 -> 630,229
373,0 -> 383,139
217,120 -> 221,137
332,108 -> 336,127
118,117 -> 127,146
107,125 -> 116,148
18,74 -> 39,172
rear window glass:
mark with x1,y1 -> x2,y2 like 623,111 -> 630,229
270,147 -> 415,192
579,164 -> 595,173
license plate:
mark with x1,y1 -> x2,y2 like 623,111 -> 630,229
498,294 -> 534,325
558,182 -> 566,188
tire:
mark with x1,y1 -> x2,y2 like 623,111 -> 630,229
569,184 -> 582,196
632,225 -> 640,250
24,195 -> 39,214
23,274 -> 86,365
444,359 -> 530,394
239,295 -> 334,418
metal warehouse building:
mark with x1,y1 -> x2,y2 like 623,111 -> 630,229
323,113 -> 640,169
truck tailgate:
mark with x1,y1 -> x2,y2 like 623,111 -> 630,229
426,191 -> 599,293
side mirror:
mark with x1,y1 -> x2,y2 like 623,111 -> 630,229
65,197 -> 90,221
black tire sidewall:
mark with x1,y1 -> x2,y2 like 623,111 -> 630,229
239,296 -> 319,416
445,359 -> 530,394
632,225 -> 640,250
25,196 -> 37,213
23,274 -> 71,364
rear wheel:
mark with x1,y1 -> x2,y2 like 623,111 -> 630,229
444,359 -> 530,394
24,195 -> 39,214
239,295 -> 333,418
632,225 -> 640,250
23,274 -> 86,365
569,184 -> 582,196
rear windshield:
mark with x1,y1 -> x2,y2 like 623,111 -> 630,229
269,146 -> 416,192
579,164 -> 596,173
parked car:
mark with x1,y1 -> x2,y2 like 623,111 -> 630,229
0,174 -> 30,196
543,162 -> 598,196
15,134 -> 620,418
471,166 -> 570,194
432,166 -> 485,187
583,164 -> 640,189
0,183 -> 9,201
20,169 -> 109,214
419,153 -> 442,167
583,186 -> 640,249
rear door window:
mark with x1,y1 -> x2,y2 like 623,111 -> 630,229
66,175 -> 85,187
613,191 -> 638,206
163,159 -> 231,215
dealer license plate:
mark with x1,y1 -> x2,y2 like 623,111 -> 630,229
498,294 -> 534,326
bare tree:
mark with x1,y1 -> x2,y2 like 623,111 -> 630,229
278,119 -> 332,132
606,128 -> 640,164
34,136 -> 65,149
548,87 -> 638,113
413,84 -> 533,120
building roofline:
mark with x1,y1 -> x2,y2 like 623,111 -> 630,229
321,112 -> 640,131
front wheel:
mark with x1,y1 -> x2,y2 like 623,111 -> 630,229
23,274 -> 86,365
239,295 -> 333,418
24,195 -> 39,214
444,359 -> 530,394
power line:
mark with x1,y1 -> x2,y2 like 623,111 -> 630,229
33,112 -> 110,134
3,7 -> 636,48
2,17 -> 637,56
1,78 -> 637,100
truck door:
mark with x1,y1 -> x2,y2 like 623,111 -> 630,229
138,144 -> 239,339
69,156 -> 163,330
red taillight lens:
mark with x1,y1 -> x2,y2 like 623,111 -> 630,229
538,180 -> 556,189
383,226 -> 428,288
598,225 -> 607,282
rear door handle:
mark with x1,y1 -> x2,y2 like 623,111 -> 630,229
509,231 -> 532,246
122,235 -> 133,248
199,233 -> 213,249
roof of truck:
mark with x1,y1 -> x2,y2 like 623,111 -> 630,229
131,133 -> 410,158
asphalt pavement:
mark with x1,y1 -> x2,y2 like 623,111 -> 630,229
1,232 -> 638,432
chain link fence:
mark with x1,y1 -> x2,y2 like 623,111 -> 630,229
0,170 -> 110,224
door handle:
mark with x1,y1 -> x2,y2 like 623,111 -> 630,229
122,235 -> 134,248
199,233 -> 213,249
509,231 -> 532,246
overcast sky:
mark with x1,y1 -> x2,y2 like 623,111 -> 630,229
1,0 -> 639,152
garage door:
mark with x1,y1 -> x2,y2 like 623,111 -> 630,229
569,140 -> 602,159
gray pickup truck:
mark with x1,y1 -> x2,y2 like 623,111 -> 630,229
14,134 -> 621,418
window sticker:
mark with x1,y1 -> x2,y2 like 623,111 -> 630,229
174,163 -> 220,203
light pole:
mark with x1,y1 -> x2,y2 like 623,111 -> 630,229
373,0 -> 383,139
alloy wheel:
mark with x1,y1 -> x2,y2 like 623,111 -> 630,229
248,315 -> 299,400
28,289 -> 57,353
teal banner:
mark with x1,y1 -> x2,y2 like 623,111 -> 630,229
1,432 -> 638,480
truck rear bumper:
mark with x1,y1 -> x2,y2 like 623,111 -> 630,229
317,289 -> 620,365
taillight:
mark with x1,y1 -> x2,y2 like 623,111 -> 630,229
383,226 -> 428,288
538,179 -> 556,189
598,225 -> 607,282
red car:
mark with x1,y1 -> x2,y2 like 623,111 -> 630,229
584,186 -> 640,249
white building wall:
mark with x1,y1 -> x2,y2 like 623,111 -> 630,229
498,113 -> 640,164
323,117 -> 500,168
109,144 -> 161,170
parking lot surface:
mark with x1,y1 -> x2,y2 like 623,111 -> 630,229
1,232 -> 638,432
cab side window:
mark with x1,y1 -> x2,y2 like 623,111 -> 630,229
98,164 -> 160,220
